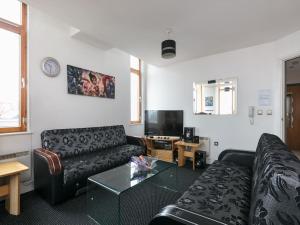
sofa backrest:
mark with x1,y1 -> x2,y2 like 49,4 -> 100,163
249,133 -> 300,225
41,125 -> 127,159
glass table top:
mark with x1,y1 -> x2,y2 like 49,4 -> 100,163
88,160 -> 176,194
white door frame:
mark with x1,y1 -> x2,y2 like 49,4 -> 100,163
280,52 -> 300,142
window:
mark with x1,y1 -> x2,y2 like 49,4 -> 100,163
193,78 -> 237,115
130,56 -> 142,123
0,0 -> 27,133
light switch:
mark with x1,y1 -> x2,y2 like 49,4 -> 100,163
266,109 -> 272,115
257,109 -> 263,115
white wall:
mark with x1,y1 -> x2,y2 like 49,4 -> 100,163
146,30 -> 300,162
0,6 -> 142,192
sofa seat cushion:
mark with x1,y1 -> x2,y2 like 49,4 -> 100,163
61,144 -> 144,185
176,160 -> 252,225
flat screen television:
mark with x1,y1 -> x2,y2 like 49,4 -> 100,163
144,110 -> 183,136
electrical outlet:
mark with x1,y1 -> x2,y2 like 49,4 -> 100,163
214,141 -> 219,146
266,109 -> 272,115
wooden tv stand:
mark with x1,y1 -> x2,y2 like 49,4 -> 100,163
144,136 -> 180,162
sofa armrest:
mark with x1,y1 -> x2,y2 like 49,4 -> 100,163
218,149 -> 255,168
34,148 -> 62,175
34,148 -> 64,205
149,205 -> 225,225
127,136 -> 146,147
126,136 -> 147,155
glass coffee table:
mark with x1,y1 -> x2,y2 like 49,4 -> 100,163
87,160 -> 179,225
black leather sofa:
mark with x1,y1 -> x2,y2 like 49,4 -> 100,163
34,125 -> 146,205
150,133 -> 300,225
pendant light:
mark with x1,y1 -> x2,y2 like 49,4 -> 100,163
161,29 -> 176,59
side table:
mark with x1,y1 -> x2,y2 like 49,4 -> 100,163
175,141 -> 202,170
0,161 -> 28,215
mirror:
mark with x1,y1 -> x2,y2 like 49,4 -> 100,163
193,78 -> 237,115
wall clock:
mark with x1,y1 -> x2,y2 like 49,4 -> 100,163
41,57 -> 61,77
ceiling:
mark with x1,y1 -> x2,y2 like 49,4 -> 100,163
24,0 -> 300,66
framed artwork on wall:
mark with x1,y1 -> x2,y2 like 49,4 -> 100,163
205,96 -> 214,106
67,65 -> 115,99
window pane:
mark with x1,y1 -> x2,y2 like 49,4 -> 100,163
0,28 -> 21,128
130,73 -> 140,121
130,56 -> 140,70
0,0 -> 21,24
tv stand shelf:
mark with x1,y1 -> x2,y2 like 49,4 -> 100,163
145,136 -> 180,163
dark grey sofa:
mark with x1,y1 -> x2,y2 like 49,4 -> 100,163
34,125 -> 146,204
150,133 -> 300,225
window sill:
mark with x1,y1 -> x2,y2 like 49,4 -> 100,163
0,131 -> 32,137
129,122 -> 143,126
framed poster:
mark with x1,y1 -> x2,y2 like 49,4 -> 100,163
67,65 -> 115,99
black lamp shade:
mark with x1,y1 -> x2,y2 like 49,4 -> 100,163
161,39 -> 176,59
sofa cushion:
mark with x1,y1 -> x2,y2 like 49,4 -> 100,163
41,125 -> 127,159
249,133 -> 300,225
176,160 -> 252,225
61,144 -> 144,184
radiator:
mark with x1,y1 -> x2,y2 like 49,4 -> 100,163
0,151 -> 31,182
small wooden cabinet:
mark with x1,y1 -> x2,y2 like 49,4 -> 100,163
144,136 -> 180,163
